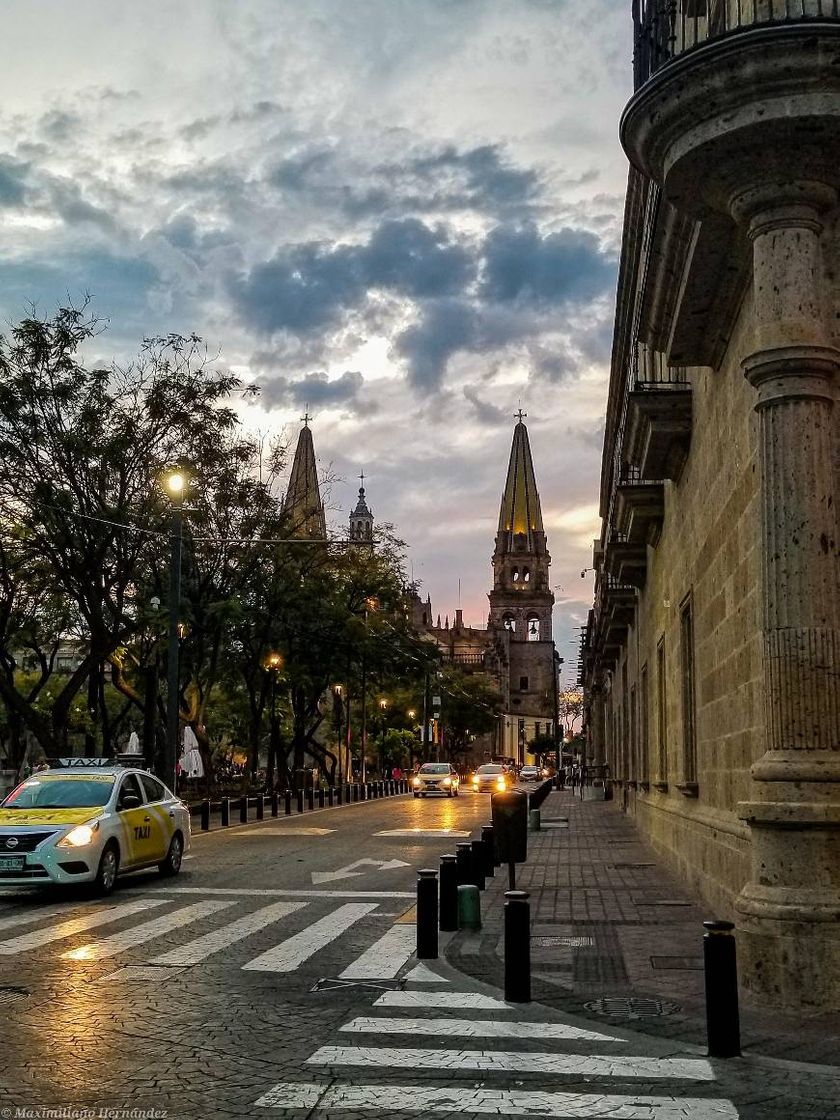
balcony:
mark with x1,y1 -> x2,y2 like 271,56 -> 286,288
624,383 -> 692,483
614,471 -> 666,547
605,539 -> 648,590
633,0 -> 840,89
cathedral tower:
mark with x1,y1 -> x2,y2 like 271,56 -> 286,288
349,473 -> 374,544
489,412 -> 555,763
283,414 -> 326,539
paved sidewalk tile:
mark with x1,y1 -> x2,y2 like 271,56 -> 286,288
446,789 -> 840,1068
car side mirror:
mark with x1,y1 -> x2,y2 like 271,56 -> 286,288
119,793 -> 142,811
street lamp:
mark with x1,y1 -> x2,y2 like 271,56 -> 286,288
379,698 -> 388,778
332,684 -> 344,787
407,709 -> 417,771
163,469 -> 186,793
359,596 -> 378,783
264,651 -> 283,789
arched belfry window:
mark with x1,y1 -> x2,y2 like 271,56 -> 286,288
523,569 -> 530,583
503,614 -> 516,633
512,567 -> 520,583
527,616 -> 540,641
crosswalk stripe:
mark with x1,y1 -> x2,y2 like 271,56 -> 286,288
339,924 -> 415,980
148,901 -> 308,966
308,1045 -> 715,1080
255,1083 -> 739,1118
0,899 -> 169,954
403,962 -> 448,983
340,1016 -> 624,1043
374,990 -> 510,1010
242,902 -> 379,972
0,902 -> 101,934
61,900 -> 236,961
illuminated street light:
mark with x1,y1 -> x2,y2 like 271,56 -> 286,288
162,468 -> 188,793
264,652 -> 283,789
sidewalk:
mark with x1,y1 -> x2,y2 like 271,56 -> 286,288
446,788 -> 840,1068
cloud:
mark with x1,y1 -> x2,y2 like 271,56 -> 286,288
259,369 -> 365,411
463,386 -> 508,425
480,223 -> 614,306
0,156 -> 28,206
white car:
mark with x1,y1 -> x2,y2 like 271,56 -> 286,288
0,762 -> 191,895
412,763 -> 460,797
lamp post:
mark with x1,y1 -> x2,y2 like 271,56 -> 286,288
333,685 -> 344,787
359,596 -> 378,784
379,698 -> 388,778
264,652 -> 283,790
553,647 -> 561,785
163,470 -> 186,793
407,709 -> 416,771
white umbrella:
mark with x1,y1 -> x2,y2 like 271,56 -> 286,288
126,731 -> 141,755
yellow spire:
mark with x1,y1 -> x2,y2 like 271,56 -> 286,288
497,412 -> 544,549
283,420 -> 326,539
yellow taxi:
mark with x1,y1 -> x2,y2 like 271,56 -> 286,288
0,762 -> 191,895
471,763 -> 513,794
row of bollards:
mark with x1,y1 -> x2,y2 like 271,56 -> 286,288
198,779 -> 411,832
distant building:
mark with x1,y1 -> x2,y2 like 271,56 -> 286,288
283,414 -> 326,540
412,415 -> 557,762
582,5 -> 840,1011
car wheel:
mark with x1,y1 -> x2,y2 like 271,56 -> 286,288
93,843 -> 119,897
447,789 -> 453,797
421,792 -> 427,798
413,792 -> 420,799
158,832 -> 183,877
453,788 -> 459,797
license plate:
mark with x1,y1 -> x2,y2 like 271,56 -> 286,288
0,856 -> 25,872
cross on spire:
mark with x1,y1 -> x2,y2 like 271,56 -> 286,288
301,404 -> 312,427
359,470 -> 366,487
515,407 -> 527,423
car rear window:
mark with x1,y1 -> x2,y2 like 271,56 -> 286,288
3,776 -> 115,808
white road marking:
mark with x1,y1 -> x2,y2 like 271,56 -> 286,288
340,1017 -> 624,1043
255,1083 -> 739,1118
242,902 -> 378,972
239,828 -> 335,837
158,886 -> 415,899
374,990 -> 511,1010
0,899 -> 169,954
375,829 -> 471,838
0,902 -> 104,933
312,858 -> 410,885
308,1045 -> 716,1080
339,924 -> 416,979
61,900 -> 236,961
148,900 -> 308,966
403,962 -> 449,984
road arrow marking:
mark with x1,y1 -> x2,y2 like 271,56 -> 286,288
311,858 -> 410,885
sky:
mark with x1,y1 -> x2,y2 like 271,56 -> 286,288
0,0 -> 633,689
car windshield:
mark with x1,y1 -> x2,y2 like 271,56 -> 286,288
522,766 -> 538,772
477,764 -> 503,775
2,776 -> 115,809
419,764 -> 451,774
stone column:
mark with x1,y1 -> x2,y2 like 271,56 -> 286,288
731,181 -> 840,1008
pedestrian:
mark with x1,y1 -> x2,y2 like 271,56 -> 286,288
558,766 -> 566,789
392,765 -> 402,781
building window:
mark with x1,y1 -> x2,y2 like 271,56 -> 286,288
534,722 -> 541,739
656,637 -> 667,782
523,568 -> 530,583
503,614 -> 516,632
680,594 -> 698,786
621,662 -> 628,781
640,663 -> 649,784
519,675 -> 529,691
527,616 -> 540,641
630,685 -> 637,782
512,567 -> 520,582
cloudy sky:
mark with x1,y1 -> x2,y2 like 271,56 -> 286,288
0,0 -> 633,687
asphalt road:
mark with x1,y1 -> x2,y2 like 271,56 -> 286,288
0,791 -> 835,1120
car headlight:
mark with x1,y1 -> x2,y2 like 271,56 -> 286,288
442,777 -> 451,786
471,776 -> 479,784
496,777 -> 507,789
412,777 -> 421,787
57,820 -> 100,848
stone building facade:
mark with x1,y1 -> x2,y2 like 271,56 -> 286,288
582,3 -> 840,1010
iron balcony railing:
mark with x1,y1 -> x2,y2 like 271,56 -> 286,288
633,0 -> 840,88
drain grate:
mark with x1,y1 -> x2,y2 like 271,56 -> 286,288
650,956 -> 704,971
609,862 -> 655,869
533,936 -> 594,948
312,977 -> 406,993
585,996 -> 680,1019
0,986 -> 29,1006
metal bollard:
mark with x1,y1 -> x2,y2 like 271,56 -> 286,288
458,884 -> 481,930
297,790 -> 304,813
703,921 -> 741,1058
328,788 -> 334,807
200,799 -> 210,832
306,789 -> 315,811
271,791 -> 280,818
360,783 -> 367,800
284,790 -> 291,816
353,784 -> 359,802
256,795 -> 264,821
221,797 -> 230,827
481,825 -> 495,877
504,890 -> 531,1002
416,869 -> 439,959
471,839 -> 486,890
336,785 -> 343,806
318,789 -> 325,809
456,842 -> 474,886
529,808 -> 541,832
240,795 -> 248,824
439,854 -> 459,931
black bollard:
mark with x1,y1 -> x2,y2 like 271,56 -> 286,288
416,869 -> 439,960
297,790 -> 304,814
703,921 -> 741,1058
481,825 -> 495,878
328,788 -> 334,807
504,890 -> 531,1003
306,789 -> 315,811
318,788 -> 325,809
456,842 -> 474,886
221,797 -> 230,827
336,786 -> 342,806
200,799 -> 210,832
239,795 -> 249,824
271,791 -> 279,818
439,854 -> 459,932
256,795 -> 264,821
360,783 -> 367,800
471,839 -> 486,890
283,790 -> 291,816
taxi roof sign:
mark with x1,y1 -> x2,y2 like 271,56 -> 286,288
50,757 -> 124,769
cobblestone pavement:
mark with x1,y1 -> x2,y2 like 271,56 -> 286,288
0,790 -> 837,1119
